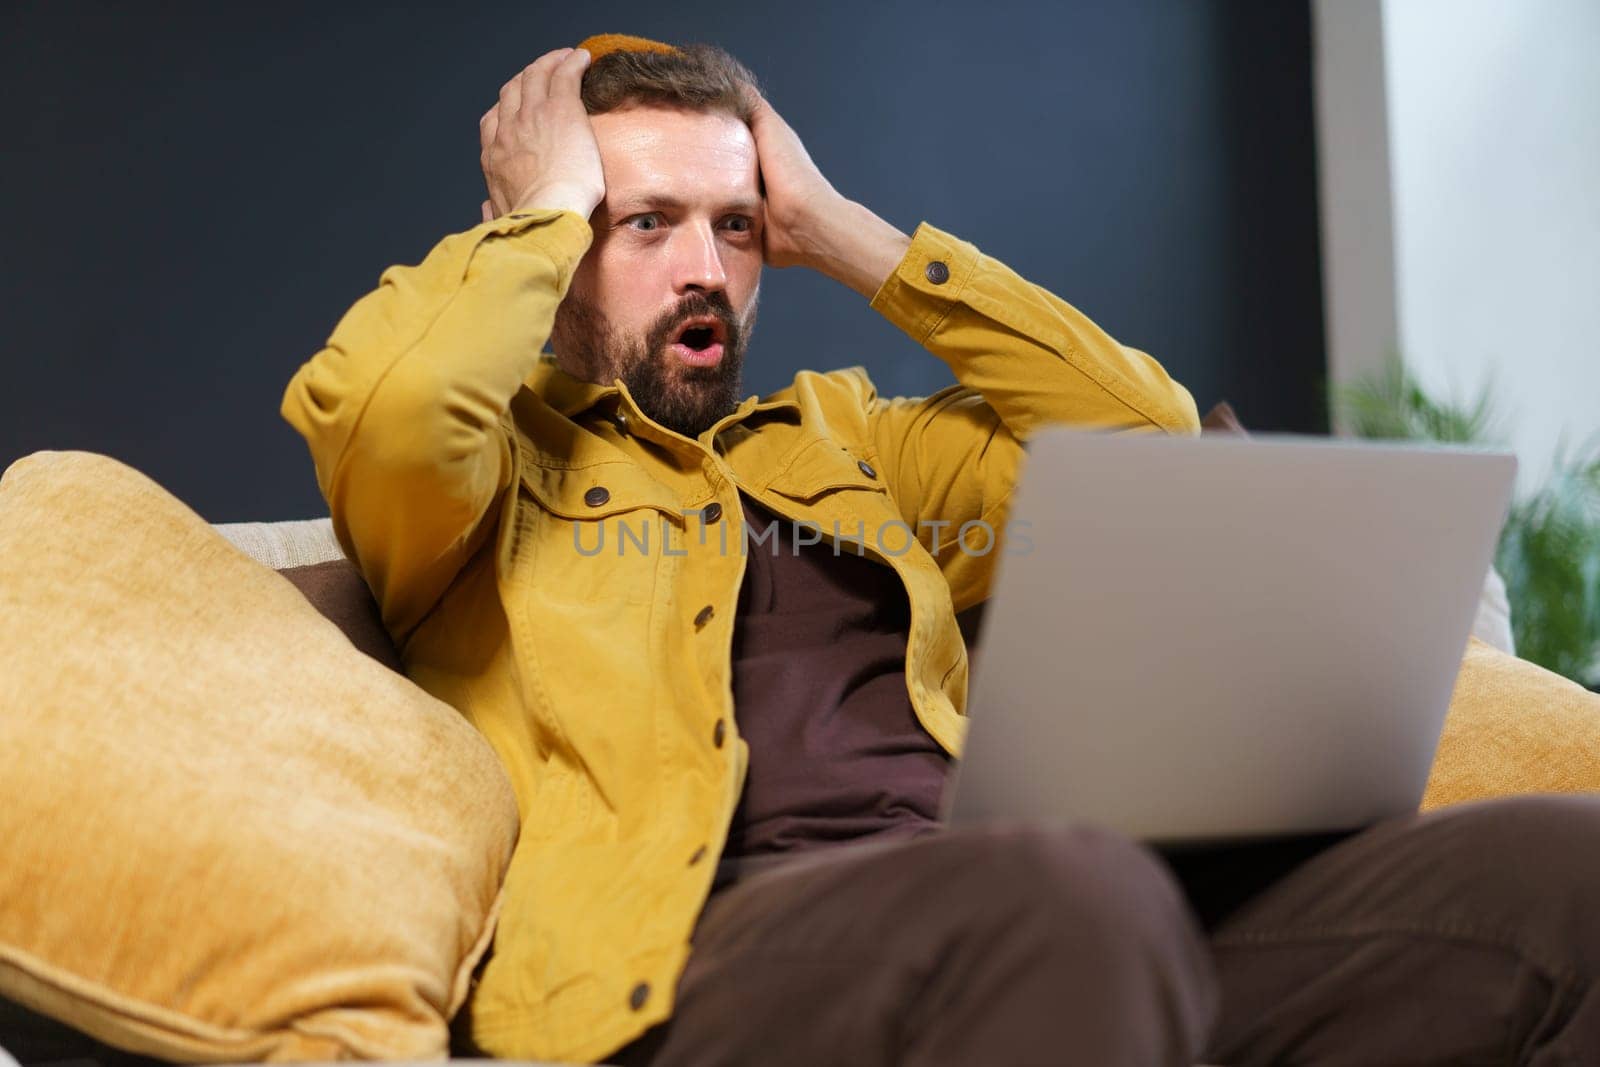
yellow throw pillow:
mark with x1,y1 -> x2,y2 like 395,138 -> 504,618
1423,636 -> 1600,810
0,452 -> 518,1061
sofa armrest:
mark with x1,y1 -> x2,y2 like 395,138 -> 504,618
214,517 -> 344,569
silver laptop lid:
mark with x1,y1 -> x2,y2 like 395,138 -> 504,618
943,431 -> 1516,842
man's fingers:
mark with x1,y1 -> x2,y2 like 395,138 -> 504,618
479,107 -> 498,154
744,87 -> 773,122
548,47 -> 591,102
478,47 -> 603,220
487,48 -> 581,152
519,47 -> 574,108
754,95 -> 795,137
496,70 -> 523,119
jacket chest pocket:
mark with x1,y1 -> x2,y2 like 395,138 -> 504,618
514,461 -> 685,607
763,439 -> 967,723
763,440 -> 917,559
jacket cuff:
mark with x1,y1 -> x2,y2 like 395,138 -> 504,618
477,208 -> 594,288
868,221 -> 982,343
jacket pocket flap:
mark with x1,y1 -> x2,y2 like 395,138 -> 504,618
764,439 -> 888,502
519,462 -> 683,520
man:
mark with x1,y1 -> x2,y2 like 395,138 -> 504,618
283,36 -> 1600,1066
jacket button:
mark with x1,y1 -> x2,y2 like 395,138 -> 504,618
629,981 -> 650,1010
702,501 -> 723,524
688,844 -> 707,866
584,486 -> 610,507
713,719 -> 727,747
694,605 -> 714,629
857,459 -> 877,479
925,260 -> 951,285
612,411 -> 630,436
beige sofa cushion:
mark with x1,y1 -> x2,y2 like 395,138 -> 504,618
213,516 -> 344,569
0,451 -> 518,1061
1423,636 -> 1600,810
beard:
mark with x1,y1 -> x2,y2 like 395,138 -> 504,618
550,288 -> 757,438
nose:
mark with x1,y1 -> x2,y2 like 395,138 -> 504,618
671,219 -> 728,295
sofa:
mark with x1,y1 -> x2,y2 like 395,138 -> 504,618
4,449 -> 1599,1067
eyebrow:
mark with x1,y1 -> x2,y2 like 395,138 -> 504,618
606,194 -> 762,217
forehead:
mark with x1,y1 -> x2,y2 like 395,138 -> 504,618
591,105 -> 759,210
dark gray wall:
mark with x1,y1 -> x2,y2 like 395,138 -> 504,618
1,0 -> 1325,521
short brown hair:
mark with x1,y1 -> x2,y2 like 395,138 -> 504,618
580,43 -> 761,124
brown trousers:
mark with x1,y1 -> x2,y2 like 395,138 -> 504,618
611,795 -> 1600,1067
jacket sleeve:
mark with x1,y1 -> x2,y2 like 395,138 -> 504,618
863,221 -> 1201,611
280,208 -> 593,640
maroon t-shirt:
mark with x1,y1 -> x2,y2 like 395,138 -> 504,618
721,496 -> 951,862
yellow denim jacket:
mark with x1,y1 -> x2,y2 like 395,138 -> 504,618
281,207 -> 1199,1064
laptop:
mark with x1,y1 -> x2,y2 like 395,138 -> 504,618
940,430 -> 1516,844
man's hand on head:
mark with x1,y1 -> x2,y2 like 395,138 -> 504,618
479,48 -> 605,223
745,92 -> 847,270
747,91 -> 911,299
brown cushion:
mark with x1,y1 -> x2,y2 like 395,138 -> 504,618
0,450 -> 519,1062
1199,400 -> 1247,435
280,558 -> 405,674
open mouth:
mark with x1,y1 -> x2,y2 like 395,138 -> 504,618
674,317 -> 726,349
670,317 -> 727,367
679,326 -> 716,350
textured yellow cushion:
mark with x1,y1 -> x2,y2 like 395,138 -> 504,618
0,452 -> 519,1061
1423,636 -> 1600,810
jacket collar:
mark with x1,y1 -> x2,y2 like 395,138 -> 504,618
525,354 -> 620,418
524,352 -> 801,429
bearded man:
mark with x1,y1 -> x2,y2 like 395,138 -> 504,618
283,35 -> 1600,1067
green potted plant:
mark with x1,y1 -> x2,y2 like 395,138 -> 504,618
1334,359 -> 1600,690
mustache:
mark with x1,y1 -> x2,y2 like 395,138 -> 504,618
646,293 -> 742,353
